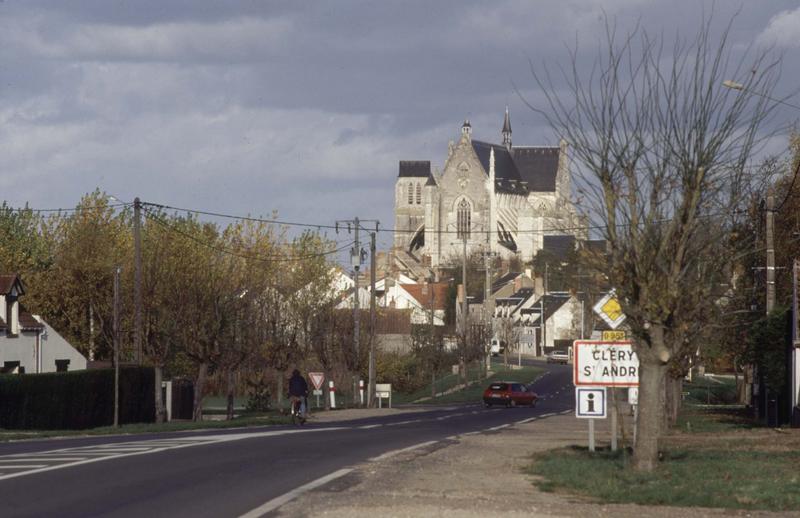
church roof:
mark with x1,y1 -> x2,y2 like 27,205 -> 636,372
398,161 -> 431,177
471,141 -> 560,194
425,174 -> 437,186
513,147 -> 560,191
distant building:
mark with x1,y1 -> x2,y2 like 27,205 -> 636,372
0,274 -> 87,373
392,110 -> 584,276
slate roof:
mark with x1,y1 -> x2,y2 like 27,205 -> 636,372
512,147 -> 560,192
491,271 -> 521,294
471,141 -> 528,195
398,160 -> 431,178
584,239 -> 608,253
0,305 -> 44,331
520,294 -> 571,323
543,235 -> 576,261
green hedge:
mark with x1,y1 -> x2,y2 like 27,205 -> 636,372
0,367 -> 155,430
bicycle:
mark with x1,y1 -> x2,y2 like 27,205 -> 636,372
289,395 -> 307,425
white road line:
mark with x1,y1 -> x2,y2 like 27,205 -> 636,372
539,413 -> 555,418
486,424 -> 510,431
515,417 -> 539,425
238,468 -> 353,518
0,465 -> 46,469
462,431 -> 480,436
0,427 -> 344,483
388,419 -> 421,426
358,424 -> 382,429
0,457 -> 85,462
368,440 -> 439,462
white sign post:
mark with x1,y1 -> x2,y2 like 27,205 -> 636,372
375,383 -> 392,408
576,387 -> 606,452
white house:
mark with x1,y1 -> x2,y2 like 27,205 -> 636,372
0,274 -> 87,373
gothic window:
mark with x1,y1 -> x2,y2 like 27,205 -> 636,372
457,198 -> 471,240
416,183 -> 422,204
408,182 -> 414,204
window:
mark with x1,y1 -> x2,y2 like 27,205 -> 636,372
55,359 -> 70,372
408,182 -> 414,204
457,199 -> 471,240
416,183 -> 422,204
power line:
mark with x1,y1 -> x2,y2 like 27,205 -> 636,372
143,208 -> 353,264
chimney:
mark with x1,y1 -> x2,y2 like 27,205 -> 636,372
514,275 -> 522,293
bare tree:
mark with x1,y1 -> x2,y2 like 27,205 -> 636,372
532,15 -> 781,471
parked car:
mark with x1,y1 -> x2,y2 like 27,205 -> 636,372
546,350 -> 570,364
482,381 -> 538,407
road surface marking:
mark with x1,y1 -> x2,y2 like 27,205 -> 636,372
388,419 -> 421,426
0,465 -> 46,469
238,468 -> 354,518
0,427 -> 344,482
515,417 -> 539,425
486,424 -> 510,431
368,440 -> 439,462
539,413 -> 555,418
358,424 -> 382,429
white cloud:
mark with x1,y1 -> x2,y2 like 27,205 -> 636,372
757,7 -> 800,49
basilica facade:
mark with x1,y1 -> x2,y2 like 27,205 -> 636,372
393,110 -> 583,274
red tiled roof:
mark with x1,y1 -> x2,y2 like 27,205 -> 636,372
0,274 -> 23,295
400,282 -> 450,311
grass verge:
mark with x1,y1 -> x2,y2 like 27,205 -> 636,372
0,412 -> 291,442
527,374 -> 800,512
529,446 -> 800,511
392,365 -> 545,405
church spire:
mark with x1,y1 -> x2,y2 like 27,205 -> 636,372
502,106 -> 512,150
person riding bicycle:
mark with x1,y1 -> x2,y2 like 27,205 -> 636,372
288,369 -> 309,419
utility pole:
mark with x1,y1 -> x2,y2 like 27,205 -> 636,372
368,231 -> 377,407
113,266 -> 121,428
461,235 -> 468,383
336,217 -> 379,406
482,250 -> 497,375
766,192 -> 776,313
133,197 -> 142,365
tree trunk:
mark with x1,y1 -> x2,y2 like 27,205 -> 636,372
192,362 -> 208,422
632,348 -> 668,472
431,371 -> 436,399
226,368 -> 236,420
154,364 -> 165,424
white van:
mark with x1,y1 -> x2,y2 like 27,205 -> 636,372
489,338 -> 505,356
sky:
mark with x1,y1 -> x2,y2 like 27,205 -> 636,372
1,0 -> 799,255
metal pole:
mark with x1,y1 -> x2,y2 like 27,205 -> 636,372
368,231 -> 377,407
113,266 -> 121,428
610,389 -> 618,451
588,418 -> 595,452
133,197 -> 142,365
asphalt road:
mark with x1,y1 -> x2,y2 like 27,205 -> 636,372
0,360 -> 573,518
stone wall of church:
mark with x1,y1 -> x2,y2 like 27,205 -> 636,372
425,135 -> 491,266
394,178 -> 426,252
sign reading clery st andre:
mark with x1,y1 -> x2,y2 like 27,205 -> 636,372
573,340 -> 639,387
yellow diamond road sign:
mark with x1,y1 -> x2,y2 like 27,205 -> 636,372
593,291 -> 626,329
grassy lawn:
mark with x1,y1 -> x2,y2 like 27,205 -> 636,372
527,373 -> 800,512
392,365 -> 545,405
0,412 -> 292,442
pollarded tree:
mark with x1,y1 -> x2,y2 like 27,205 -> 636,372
533,16 -> 781,471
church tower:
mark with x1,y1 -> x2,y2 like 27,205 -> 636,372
502,106 -> 512,150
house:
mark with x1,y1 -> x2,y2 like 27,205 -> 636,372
0,274 -> 87,373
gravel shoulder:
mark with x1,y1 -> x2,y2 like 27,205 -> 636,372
275,412 -> 793,518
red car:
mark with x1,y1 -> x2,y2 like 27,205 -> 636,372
483,381 -> 538,407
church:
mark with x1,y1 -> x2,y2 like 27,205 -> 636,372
392,109 -> 584,275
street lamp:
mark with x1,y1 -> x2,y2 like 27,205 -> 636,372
722,79 -> 800,110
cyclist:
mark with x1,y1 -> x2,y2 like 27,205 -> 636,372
288,369 -> 309,422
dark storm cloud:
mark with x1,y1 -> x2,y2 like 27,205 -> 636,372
0,0 -> 797,235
